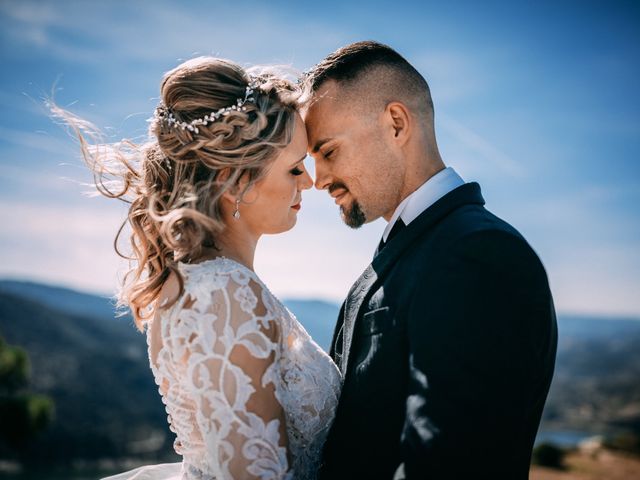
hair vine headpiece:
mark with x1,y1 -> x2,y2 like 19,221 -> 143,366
154,77 -> 261,135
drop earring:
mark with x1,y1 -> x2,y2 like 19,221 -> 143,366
233,198 -> 241,220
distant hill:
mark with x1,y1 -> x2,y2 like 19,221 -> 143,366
284,298 -> 339,350
0,279 -> 123,323
0,279 -> 340,470
0,279 -> 339,350
0,288 -> 172,468
543,314 -> 640,437
0,278 -> 639,471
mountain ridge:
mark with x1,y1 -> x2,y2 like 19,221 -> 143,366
1,278 -> 639,470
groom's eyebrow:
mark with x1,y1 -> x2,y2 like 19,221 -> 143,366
311,138 -> 332,153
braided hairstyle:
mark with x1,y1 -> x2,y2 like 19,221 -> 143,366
51,57 -> 300,330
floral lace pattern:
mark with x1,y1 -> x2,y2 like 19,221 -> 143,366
146,258 -> 341,480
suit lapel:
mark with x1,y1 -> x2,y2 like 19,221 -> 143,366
329,300 -> 346,364
340,264 -> 379,374
340,182 -> 485,376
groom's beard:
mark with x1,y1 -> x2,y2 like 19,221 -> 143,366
330,182 -> 366,228
342,199 -> 366,228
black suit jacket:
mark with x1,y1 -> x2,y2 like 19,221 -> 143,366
319,183 -> 557,479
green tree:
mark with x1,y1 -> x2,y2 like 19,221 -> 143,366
0,335 -> 55,449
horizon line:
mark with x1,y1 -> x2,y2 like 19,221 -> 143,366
1,275 -> 639,321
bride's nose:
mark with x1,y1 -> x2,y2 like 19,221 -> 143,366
299,169 -> 313,190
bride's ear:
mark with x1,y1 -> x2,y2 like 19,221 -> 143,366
217,168 -> 239,206
218,168 -> 248,206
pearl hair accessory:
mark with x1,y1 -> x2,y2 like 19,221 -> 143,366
154,78 -> 261,135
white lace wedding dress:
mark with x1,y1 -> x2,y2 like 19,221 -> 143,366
102,257 -> 342,480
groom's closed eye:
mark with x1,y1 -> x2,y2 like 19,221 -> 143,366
311,138 -> 339,162
320,144 -> 338,160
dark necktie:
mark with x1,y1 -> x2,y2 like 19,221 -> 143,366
375,218 -> 406,256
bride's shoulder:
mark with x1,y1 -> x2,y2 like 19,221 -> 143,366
177,257 -> 260,287
176,257 -> 282,307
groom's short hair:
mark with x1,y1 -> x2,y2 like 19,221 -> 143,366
304,41 -> 434,120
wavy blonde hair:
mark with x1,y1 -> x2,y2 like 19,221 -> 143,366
51,57 -> 300,331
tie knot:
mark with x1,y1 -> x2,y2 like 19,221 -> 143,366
387,218 -> 406,243
375,218 -> 406,257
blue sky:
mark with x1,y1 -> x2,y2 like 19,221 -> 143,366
0,0 -> 638,316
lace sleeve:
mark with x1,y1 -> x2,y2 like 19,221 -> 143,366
180,266 -> 291,479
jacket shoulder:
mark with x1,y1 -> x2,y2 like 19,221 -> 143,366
405,204 -> 547,280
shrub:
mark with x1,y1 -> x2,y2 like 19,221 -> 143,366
0,336 -> 55,450
604,432 -> 640,455
532,442 -> 566,469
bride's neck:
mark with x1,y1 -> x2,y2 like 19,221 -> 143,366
201,221 -> 259,271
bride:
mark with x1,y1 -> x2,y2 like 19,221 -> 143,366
53,57 -> 341,479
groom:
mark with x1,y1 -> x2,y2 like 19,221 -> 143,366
302,41 -> 557,479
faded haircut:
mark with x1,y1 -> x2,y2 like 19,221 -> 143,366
303,40 -> 434,120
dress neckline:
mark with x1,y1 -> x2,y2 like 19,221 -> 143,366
177,256 -> 253,272
177,256 -> 279,301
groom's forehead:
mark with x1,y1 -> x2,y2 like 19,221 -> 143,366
313,80 -> 341,100
305,81 -> 351,135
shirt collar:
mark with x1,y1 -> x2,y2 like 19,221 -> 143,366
382,166 -> 465,242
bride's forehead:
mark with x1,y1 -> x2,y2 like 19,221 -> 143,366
292,114 -> 308,144
268,119 -> 308,167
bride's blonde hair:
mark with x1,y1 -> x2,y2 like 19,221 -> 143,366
51,57 -> 300,331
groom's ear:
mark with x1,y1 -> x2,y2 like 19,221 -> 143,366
385,102 -> 412,147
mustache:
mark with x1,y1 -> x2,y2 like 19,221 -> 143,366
328,182 -> 348,195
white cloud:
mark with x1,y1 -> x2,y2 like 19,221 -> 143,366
0,199 -> 129,295
438,114 -> 527,178
548,244 -> 640,317
4,188 -> 637,317
0,191 -> 386,303
414,51 -> 489,104
0,125 -> 75,156
492,186 -> 640,317
256,192 -> 385,302
0,0 -> 347,67
0,1 -> 61,25
1,0 -> 638,318
412,46 -> 514,105
0,1 -> 106,64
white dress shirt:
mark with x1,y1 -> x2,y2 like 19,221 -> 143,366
382,167 -> 465,242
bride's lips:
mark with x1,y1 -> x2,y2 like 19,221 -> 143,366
291,202 -> 301,211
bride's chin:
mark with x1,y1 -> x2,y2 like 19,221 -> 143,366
288,215 -> 299,230
267,217 -> 298,235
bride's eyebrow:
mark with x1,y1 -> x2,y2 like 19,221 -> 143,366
289,154 -> 307,167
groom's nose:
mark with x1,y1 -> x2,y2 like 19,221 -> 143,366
313,161 -> 331,190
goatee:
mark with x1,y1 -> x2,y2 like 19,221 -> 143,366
342,201 -> 366,229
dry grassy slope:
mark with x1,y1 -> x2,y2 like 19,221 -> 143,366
531,448 -> 640,480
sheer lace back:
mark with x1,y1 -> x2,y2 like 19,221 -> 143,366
147,258 -> 341,480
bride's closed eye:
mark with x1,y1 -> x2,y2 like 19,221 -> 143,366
290,166 -> 305,176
